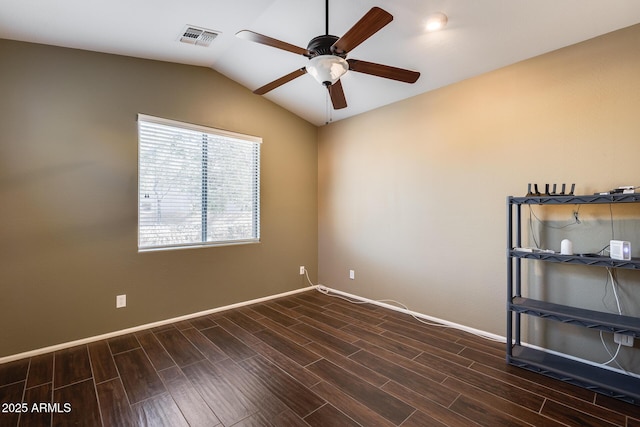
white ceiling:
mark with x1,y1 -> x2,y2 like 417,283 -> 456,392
1,0 -> 639,126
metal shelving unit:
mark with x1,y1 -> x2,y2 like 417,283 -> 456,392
507,194 -> 640,406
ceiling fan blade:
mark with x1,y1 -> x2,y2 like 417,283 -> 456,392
332,7 -> 393,54
347,59 -> 420,83
254,68 -> 307,95
236,30 -> 308,56
327,80 -> 347,109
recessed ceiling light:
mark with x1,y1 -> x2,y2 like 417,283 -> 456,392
425,12 -> 448,32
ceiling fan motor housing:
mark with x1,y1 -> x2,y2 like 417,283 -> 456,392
306,35 -> 345,58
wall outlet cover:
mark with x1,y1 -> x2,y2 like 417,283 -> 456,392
116,294 -> 127,308
614,333 -> 634,347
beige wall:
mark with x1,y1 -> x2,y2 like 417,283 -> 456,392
318,24 -> 640,370
0,40 -> 318,358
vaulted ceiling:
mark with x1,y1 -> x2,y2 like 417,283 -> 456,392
1,0 -> 639,125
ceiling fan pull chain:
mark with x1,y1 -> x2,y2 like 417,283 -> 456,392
325,90 -> 330,125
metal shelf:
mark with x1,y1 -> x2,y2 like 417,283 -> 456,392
509,193 -> 640,205
507,194 -> 640,406
508,346 -> 640,405
509,250 -> 640,270
511,297 -> 640,336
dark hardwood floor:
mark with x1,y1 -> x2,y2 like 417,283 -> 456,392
1,289 -> 640,426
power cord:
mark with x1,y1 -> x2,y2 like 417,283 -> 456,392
599,268 -> 625,370
529,205 -> 582,230
302,268 -> 504,343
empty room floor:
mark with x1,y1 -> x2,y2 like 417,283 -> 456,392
1,290 -> 639,426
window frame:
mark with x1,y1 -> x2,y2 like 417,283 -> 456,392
137,114 -> 261,252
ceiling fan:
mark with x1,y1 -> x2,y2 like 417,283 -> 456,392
236,1 -> 420,110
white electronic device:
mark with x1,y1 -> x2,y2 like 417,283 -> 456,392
610,240 -> 631,260
620,186 -> 636,194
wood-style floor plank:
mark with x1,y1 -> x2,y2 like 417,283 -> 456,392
343,324 -> 421,360
290,323 -> 359,357
416,351 -> 545,412
231,412 -> 274,427
253,316 -> 311,346
215,317 -> 262,347
25,353 -> 52,389
541,399 -> 620,427
199,326 -> 256,361
130,393 -> 189,427
220,357 -> 291,418
304,403 -> 360,427
305,342 -> 389,388
113,348 -> 166,405
53,345 -> 92,389
401,410 -> 449,427
153,328 -> 204,368
188,315 -> 217,331
88,340 -> 119,384
449,394 -> 532,427
250,340 -> 322,388
180,327 -> 228,364
0,359 -> 28,386
20,383 -> 52,427
629,418 -> 640,427
239,355 -> 325,418
222,310 -> 265,334
96,378 -> 135,427
311,380 -> 396,427
181,359 -> 254,426
350,349 -> 458,407
381,380 -> 472,427
442,376 -> 564,427
107,334 -> 140,355
52,379 -> 101,427
378,317 -> 466,354
271,408 -> 310,427
0,382 -> 24,427
307,358 -> 414,425
253,328 -> 321,367
594,393 -> 640,421
157,366 -> 220,427
135,330 -> 176,371
292,304 -> 349,330
2,289 -> 640,427
249,304 -> 299,327
323,302 -> 386,327
298,315 -> 360,344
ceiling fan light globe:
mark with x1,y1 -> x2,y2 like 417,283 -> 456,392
306,55 -> 349,86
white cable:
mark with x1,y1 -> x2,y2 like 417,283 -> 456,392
599,268 -> 625,370
608,268 -> 622,315
302,268 -> 504,343
599,331 -> 622,366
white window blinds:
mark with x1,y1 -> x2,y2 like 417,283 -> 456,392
138,114 -> 261,251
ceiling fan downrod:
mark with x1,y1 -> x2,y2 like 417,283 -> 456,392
325,0 -> 329,36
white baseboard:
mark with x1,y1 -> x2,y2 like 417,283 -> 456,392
317,285 -> 506,343
0,285 -> 315,365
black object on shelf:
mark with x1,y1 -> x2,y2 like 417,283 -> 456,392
507,194 -> 640,406
526,183 -> 575,197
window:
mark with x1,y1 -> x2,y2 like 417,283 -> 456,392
138,114 -> 261,251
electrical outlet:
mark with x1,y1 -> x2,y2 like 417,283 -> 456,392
614,333 -> 634,347
116,294 -> 127,308
299,266 -> 305,275
349,269 -> 355,280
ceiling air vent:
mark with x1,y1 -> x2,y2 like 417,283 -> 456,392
179,26 -> 220,47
